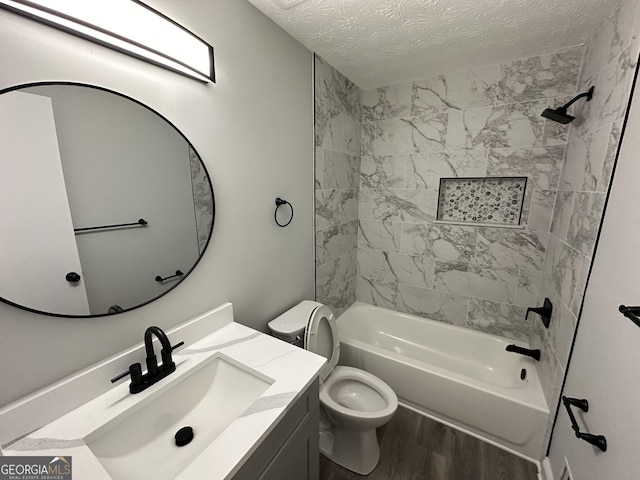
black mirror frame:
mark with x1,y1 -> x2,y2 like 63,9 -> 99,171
0,81 -> 215,318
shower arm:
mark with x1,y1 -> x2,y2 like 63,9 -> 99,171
560,86 -> 595,110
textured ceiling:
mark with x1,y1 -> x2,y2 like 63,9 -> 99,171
247,0 -> 613,89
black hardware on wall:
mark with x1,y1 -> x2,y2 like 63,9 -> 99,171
155,270 -> 183,282
74,218 -> 148,233
110,326 -> 184,394
274,197 -> 294,227
541,86 -> 595,124
562,396 -> 607,452
65,271 -> 81,283
505,344 -> 541,361
526,297 -> 553,328
618,304 -> 640,328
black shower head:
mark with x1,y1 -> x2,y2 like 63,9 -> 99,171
541,86 -> 595,124
541,106 -> 574,124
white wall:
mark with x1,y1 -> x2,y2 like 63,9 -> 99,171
0,0 -> 314,406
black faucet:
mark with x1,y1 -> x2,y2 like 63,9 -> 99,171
111,326 -> 184,394
506,344 -> 541,361
526,298 -> 553,328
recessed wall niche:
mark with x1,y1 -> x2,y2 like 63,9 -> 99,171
436,176 -> 527,226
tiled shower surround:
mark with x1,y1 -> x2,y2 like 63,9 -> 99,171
316,46 -> 582,335
315,0 -> 638,443
356,46 -> 583,342
315,56 -> 361,316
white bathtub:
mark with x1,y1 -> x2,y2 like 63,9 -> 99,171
337,302 -> 549,462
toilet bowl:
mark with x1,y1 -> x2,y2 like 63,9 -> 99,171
268,300 -> 398,475
320,366 -> 397,428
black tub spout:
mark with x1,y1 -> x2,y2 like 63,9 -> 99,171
506,344 -> 541,361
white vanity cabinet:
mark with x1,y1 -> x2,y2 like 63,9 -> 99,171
232,379 -> 319,480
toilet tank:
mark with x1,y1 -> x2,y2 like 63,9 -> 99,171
268,300 -> 320,347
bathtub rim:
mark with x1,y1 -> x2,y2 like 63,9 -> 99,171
336,301 -> 549,414
340,301 -> 533,346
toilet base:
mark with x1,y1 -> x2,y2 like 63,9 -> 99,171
319,425 -> 380,475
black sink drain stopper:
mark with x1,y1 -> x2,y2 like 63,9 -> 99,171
175,426 -> 194,446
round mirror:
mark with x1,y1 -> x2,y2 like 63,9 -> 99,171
0,82 -> 214,317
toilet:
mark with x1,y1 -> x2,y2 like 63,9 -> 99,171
268,300 -> 398,475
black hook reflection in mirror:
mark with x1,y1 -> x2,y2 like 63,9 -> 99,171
65,272 -> 81,283
155,270 -> 183,282
274,197 -> 294,227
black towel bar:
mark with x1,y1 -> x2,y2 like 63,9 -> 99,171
619,305 -> 640,328
155,270 -> 183,282
74,218 -> 148,233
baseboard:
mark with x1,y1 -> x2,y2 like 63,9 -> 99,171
539,457 -> 553,480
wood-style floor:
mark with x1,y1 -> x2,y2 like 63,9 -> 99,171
319,406 -> 538,480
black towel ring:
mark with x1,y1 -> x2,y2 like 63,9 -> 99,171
274,197 -> 294,227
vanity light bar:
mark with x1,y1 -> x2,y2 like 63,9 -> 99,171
0,0 -> 215,83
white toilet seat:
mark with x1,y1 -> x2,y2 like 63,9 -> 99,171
304,304 -> 340,383
320,366 -> 397,420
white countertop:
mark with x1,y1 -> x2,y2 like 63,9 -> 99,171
2,321 -> 325,479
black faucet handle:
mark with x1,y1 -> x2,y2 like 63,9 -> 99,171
111,363 -> 143,386
160,341 -> 185,370
161,341 -> 184,357
525,298 -> 553,328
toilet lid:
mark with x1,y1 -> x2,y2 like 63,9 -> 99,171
305,305 -> 340,383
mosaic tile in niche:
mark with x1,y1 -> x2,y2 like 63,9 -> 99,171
437,177 -> 527,225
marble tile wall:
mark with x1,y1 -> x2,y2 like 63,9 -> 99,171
357,46 -> 583,342
531,0 -> 640,432
315,55 -> 362,317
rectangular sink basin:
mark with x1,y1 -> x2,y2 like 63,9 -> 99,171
85,353 -> 273,480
